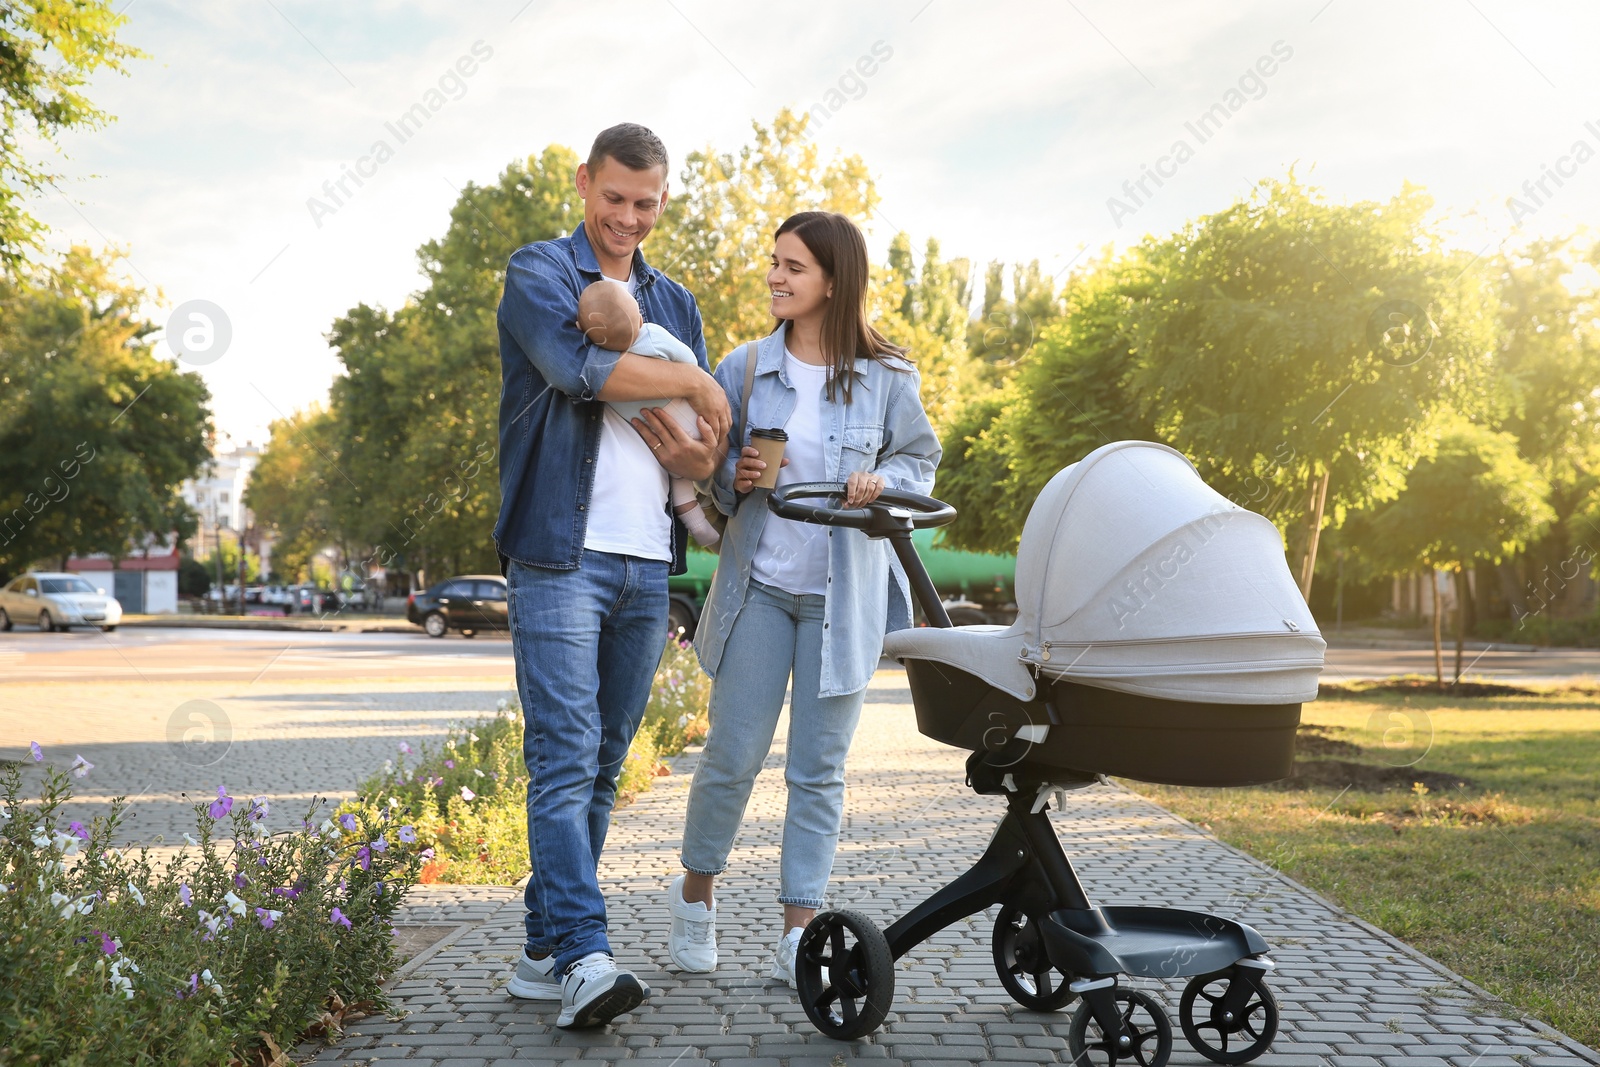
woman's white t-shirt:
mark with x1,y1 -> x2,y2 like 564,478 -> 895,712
582,271 -> 672,562
750,350 -> 832,596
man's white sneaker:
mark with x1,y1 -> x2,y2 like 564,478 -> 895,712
666,875 -> 717,972
506,949 -> 561,1000
557,952 -> 649,1029
769,926 -> 805,988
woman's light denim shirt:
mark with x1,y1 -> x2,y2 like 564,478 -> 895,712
693,324 -> 941,698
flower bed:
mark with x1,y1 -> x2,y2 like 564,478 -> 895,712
352,637 -> 711,885
0,754 -> 428,1066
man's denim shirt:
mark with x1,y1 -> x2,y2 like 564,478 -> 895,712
494,223 -> 709,575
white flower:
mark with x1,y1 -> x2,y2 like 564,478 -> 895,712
222,890 -> 247,916
496,697 -> 508,711
473,769 -> 484,778
0,883 -> 7,894
71,754 -> 94,778
52,891 -> 93,919
51,832 -> 81,856
249,822 -> 268,839
201,968 -> 223,997
383,759 -> 394,775
198,909 -> 223,937
126,883 -> 145,906
63,959 -> 77,977
318,818 -> 341,841
31,831 -> 50,849
183,833 -> 199,847
468,732 -> 479,743
386,797 -> 400,809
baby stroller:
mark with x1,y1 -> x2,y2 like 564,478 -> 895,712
766,441 -> 1326,1066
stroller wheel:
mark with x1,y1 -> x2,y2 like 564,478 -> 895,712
795,909 -> 895,1040
1179,967 -> 1279,1064
1068,987 -> 1172,1067
993,905 -> 1077,1011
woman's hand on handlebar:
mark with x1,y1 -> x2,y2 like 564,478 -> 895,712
843,470 -> 887,508
733,446 -> 788,494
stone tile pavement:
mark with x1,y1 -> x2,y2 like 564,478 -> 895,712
301,669 -> 1599,1067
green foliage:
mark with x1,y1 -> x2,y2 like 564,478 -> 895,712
653,108 -> 879,361
1362,419 -> 1554,575
936,256 -> 1157,553
0,759 -> 423,1065
353,639 -> 710,885
0,1 -> 144,274
0,248 -> 212,578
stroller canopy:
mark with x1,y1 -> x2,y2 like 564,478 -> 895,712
884,441 -> 1325,705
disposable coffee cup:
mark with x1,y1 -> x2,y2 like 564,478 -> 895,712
749,427 -> 788,489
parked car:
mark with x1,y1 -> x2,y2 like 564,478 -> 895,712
286,585 -> 340,614
406,575 -> 508,638
0,572 -> 124,632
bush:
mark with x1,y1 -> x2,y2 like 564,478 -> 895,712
0,755 -> 426,1066
356,637 -> 711,885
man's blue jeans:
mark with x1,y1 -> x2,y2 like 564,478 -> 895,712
507,552 -> 668,973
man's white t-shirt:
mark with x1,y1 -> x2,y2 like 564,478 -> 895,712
583,271 -> 671,562
750,350 -> 832,596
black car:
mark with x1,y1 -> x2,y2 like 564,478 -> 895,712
406,574 -> 508,638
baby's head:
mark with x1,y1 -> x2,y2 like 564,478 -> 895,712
577,278 -> 641,351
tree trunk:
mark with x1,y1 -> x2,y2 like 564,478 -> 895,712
1297,469 -> 1331,600
1431,569 -> 1443,688
1453,563 -> 1466,685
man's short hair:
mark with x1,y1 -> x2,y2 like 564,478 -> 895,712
587,123 -> 669,176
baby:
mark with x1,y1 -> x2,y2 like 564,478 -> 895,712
577,278 -> 721,548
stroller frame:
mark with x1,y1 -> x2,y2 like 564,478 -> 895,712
768,482 -> 1286,1066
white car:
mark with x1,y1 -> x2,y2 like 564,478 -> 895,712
0,572 -> 124,632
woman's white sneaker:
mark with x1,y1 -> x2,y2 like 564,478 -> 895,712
506,949 -> 561,1000
557,952 -> 649,1029
666,874 -> 717,972
769,926 -> 805,988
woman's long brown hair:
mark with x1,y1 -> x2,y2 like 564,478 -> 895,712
773,211 -> 909,404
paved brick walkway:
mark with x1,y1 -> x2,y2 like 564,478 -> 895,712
301,669 -> 1597,1067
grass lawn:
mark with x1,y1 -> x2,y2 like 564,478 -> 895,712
1130,680 -> 1600,1051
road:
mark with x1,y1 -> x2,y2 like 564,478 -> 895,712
0,626 -> 517,683
1,626 -> 1597,685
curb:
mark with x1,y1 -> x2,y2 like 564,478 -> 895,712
1122,782 -> 1600,1063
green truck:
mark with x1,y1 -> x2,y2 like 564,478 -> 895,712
666,529 -> 1018,637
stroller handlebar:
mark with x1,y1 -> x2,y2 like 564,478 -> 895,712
767,482 -> 957,627
766,481 -> 957,532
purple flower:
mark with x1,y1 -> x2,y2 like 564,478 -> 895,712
270,885 -> 301,900
248,796 -> 269,821
370,835 -> 387,854
397,825 -> 416,844
255,907 -> 281,929
398,741 -> 412,755
428,776 -> 443,787
68,821 -> 89,840
420,847 -> 435,861
29,741 -> 42,761
460,786 -> 475,802
355,846 -> 371,871
233,872 -> 249,889
97,930 -> 118,956
330,907 -> 352,930
178,884 -> 192,907
208,786 -> 233,820
444,759 -> 455,769
338,813 -> 357,832
70,754 -> 94,778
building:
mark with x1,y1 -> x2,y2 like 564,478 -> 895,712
66,538 -> 180,614
179,439 -> 272,575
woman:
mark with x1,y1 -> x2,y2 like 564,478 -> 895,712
665,211 -> 941,986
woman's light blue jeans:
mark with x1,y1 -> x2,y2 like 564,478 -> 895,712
681,580 -> 868,908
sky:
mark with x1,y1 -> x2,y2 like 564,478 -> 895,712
27,0 -> 1600,447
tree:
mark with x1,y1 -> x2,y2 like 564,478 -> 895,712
1123,176 -> 1501,598
1360,421 -> 1554,684
652,108 -> 879,362
936,253 -> 1156,553
0,247 -> 211,577
1486,236 -> 1600,603
0,1 -> 143,274
244,408 -> 337,584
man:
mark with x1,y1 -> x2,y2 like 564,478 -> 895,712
494,122 -> 729,1029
